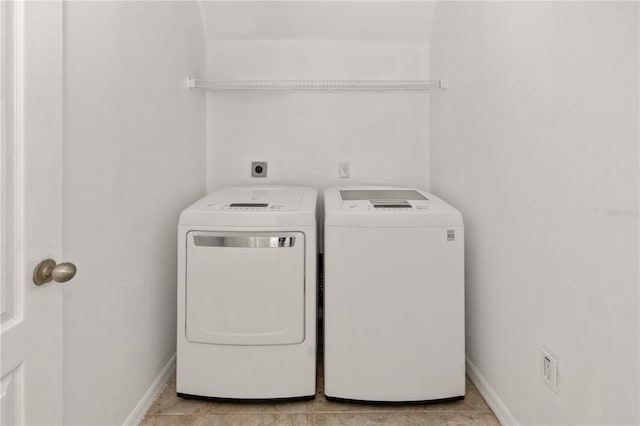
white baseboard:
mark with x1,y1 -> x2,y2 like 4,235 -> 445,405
466,356 -> 519,426
123,353 -> 176,426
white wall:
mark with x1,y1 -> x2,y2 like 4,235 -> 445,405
62,2 -> 206,424
206,40 -> 430,192
430,2 -> 639,424
199,1 -> 435,42
200,0 -> 436,193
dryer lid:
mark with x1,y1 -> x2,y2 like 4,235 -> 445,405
179,186 -> 317,227
205,187 -> 304,211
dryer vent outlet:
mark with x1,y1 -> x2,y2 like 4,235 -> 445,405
252,162 -> 267,177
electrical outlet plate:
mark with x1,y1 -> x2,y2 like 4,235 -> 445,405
339,162 -> 350,178
541,348 -> 559,393
251,161 -> 267,177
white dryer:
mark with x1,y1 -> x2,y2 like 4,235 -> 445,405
177,185 -> 317,400
323,186 -> 464,403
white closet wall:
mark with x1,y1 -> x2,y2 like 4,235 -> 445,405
200,2 -> 435,191
63,2 -> 206,424
206,40 -> 430,190
430,2 -> 639,424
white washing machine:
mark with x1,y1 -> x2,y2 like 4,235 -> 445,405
177,185 -> 317,400
323,185 -> 465,403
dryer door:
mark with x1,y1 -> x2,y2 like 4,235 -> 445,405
185,231 -> 305,346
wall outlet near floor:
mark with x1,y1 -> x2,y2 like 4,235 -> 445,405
541,348 -> 559,393
251,161 -> 267,177
339,161 -> 350,178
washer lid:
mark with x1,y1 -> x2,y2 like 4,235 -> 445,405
340,189 -> 428,201
325,186 -> 463,227
339,189 -> 430,212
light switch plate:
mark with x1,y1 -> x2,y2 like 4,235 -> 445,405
541,348 -> 558,393
339,162 -> 350,178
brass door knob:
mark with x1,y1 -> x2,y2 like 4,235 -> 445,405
33,259 -> 77,286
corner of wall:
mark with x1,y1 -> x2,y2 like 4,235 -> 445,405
466,357 -> 518,426
123,354 -> 176,426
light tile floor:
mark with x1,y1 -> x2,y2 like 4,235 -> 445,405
141,371 -> 499,425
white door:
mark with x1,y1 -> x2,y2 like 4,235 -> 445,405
1,2 -> 66,424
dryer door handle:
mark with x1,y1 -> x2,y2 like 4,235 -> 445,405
192,233 -> 296,248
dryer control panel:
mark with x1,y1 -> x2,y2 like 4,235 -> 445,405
223,203 -> 288,211
201,203 -> 290,211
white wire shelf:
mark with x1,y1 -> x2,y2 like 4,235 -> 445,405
186,78 -> 448,92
